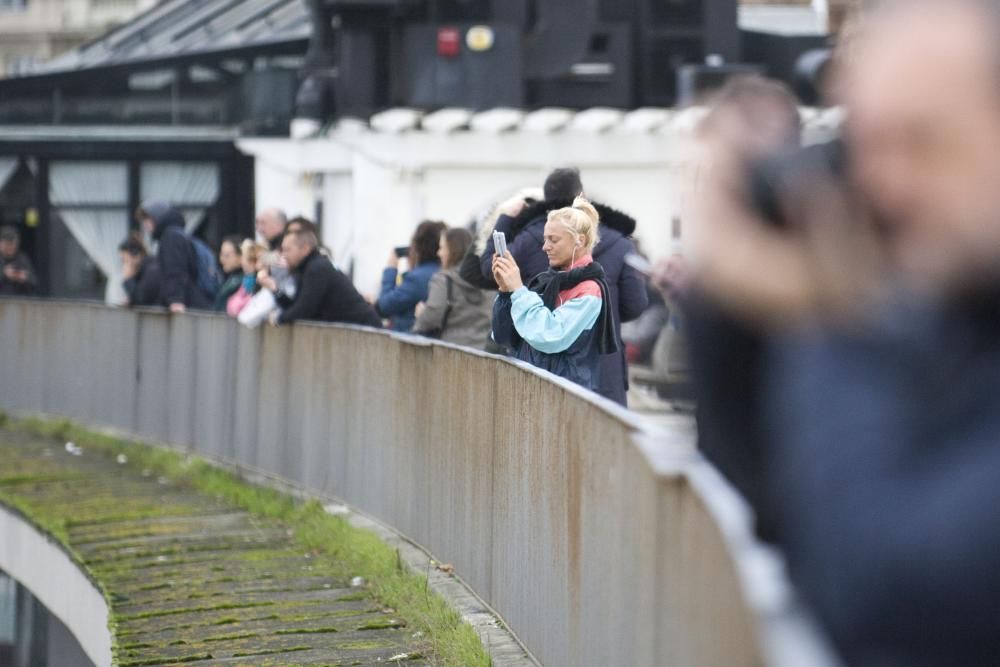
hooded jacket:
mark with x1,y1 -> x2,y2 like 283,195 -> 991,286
412,268 -> 495,349
144,201 -> 211,310
480,199 -> 648,404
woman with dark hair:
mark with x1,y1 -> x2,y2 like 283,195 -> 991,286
412,227 -> 495,348
214,235 -> 244,311
377,220 -> 446,332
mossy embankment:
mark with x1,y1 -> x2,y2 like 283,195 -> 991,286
0,414 -> 491,666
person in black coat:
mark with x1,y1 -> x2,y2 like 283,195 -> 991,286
118,237 -> 162,307
479,169 -> 648,405
261,229 -> 381,328
138,201 -> 211,313
0,225 -> 38,296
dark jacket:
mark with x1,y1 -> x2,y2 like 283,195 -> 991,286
683,293 -> 770,520
0,250 -> 38,296
266,231 -> 284,253
492,259 -> 609,393
214,271 -> 244,311
459,244 -> 498,290
377,260 -> 440,332
123,257 -> 162,308
480,199 -> 648,404
692,288 -> 1000,665
146,201 -> 211,310
275,249 -> 381,327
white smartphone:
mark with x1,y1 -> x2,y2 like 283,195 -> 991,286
493,231 -> 508,258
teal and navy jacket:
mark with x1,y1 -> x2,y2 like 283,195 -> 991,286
492,255 -> 608,393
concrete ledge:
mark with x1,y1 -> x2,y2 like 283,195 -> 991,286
0,504 -> 112,667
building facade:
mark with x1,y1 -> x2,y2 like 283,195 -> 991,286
0,0 -> 158,77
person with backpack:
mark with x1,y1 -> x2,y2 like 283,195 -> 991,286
137,201 -> 218,312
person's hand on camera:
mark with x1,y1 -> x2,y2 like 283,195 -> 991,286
386,249 -> 400,270
169,303 -> 186,314
268,310 -> 281,327
493,254 -> 523,293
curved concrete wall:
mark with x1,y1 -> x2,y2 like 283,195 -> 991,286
0,505 -> 111,667
0,300 -> 797,665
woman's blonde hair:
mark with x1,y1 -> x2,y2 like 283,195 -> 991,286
547,196 -> 600,252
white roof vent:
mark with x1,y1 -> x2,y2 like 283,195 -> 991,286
370,108 -> 423,134
421,108 -> 474,134
569,107 -> 625,133
469,107 -> 525,133
523,107 -> 574,133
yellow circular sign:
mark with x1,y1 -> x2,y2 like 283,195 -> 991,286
466,26 -> 495,53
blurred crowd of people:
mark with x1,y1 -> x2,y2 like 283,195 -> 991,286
108,162 -> 657,407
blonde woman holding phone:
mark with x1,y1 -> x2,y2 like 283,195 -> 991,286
491,197 -> 618,393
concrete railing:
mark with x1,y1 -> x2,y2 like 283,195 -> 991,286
0,299 -> 819,666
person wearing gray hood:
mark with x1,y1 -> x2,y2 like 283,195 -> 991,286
137,201 -> 212,312
412,227 -> 494,349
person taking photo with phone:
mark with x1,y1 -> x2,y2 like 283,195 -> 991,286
377,220 -> 446,331
492,198 -> 618,394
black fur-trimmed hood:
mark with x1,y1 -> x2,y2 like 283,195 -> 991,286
506,199 -> 637,243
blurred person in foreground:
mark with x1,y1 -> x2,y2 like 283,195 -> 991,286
492,198 -> 618,392
119,236 -> 161,307
663,75 -> 806,542
261,229 -> 380,328
480,168 -> 647,405
412,227 -> 495,348
377,220 -> 445,332
214,235 -> 244,311
0,226 -> 37,296
674,1 -> 1000,664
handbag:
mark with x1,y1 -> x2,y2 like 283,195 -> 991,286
237,289 -> 277,328
425,276 -> 454,339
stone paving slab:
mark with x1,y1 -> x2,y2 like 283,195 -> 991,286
0,428 -> 433,666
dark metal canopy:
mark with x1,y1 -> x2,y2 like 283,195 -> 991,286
3,0 -> 311,88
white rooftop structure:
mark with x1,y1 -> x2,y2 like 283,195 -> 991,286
238,105 -> 841,296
